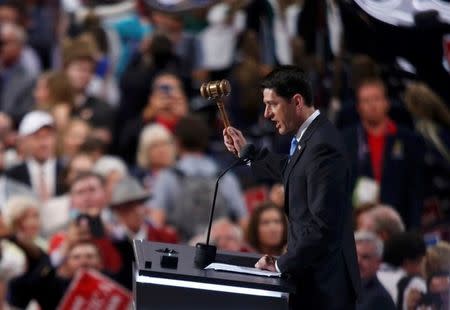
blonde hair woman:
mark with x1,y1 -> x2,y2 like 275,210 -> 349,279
404,83 -> 450,214
135,123 -> 177,190
2,196 -> 47,251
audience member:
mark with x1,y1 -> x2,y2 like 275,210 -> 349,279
404,82 -> 450,223
110,177 -> 178,289
40,153 -> 95,237
33,71 -> 75,130
62,35 -> 115,133
9,240 -> 104,310
354,231 -> 396,310
118,72 -> 188,164
268,183 -> 285,209
80,135 -> 108,162
151,10 -> 203,91
0,139 -> 33,207
208,217 -> 247,252
2,196 -> 46,250
6,111 -> 65,201
93,155 -> 129,204
419,241 -> 450,309
342,78 -> 424,228
246,202 -> 287,256
118,33 -> 180,130
49,172 -> 122,274
0,23 -> 35,123
58,118 -> 91,165
134,123 -> 177,192
356,205 -> 405,241
377,232 -> 427,307
150,115 -> 247,240
3,197 -> 50,309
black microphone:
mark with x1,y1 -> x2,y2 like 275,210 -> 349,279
194,144 -> 257,267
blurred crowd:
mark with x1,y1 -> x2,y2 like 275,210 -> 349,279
0,0 -> 449,309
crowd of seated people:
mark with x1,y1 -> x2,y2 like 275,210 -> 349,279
0,0 -> 449,308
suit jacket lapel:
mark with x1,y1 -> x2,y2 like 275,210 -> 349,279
283,114 -> 324,186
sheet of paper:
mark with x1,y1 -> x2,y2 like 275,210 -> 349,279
205,263 -> 281,277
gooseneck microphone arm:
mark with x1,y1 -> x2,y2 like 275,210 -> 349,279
206,143 -> 256,245
194,144 -> 257,267
206,159 -> 246,246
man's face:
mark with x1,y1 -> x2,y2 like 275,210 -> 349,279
65,244 -> 102,277
263,89 -> 299,135
356,83 -> 389,127
65,60 -> 94,93
0,7 -> 20,24
115,203 -> 146,234
71,176 -> 107,213
356,241 -> 381,280
0,27 -> 22,66
211,223 -> 241,252
27,127 -> 56,162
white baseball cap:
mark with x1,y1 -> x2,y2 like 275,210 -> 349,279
18,111 -> 54,137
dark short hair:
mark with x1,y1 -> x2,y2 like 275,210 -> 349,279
0,0 -> 27,20
261,65 -> 313,106
174,115 -> 209,152
383,232 -> 426,267
355,77 -> 387,98
70,171 -> 105,190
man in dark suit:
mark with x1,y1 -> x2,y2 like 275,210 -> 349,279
354,231 -> 396,310
6,111 -> 65,200
342,78 -> 424,228
224,66 -> 360,309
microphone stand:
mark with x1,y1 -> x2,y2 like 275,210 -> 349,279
194,155 -> 251,268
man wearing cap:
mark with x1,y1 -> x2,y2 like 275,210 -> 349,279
111,176 -> 178,290
6,111 -> 64,201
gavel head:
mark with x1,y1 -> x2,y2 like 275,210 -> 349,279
200,80 -> 231,100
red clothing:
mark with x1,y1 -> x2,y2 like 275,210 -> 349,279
49,233 -> 123,274
366,120 -> 397,183
147,225 -> 179,244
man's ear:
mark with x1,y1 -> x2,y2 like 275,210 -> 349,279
292,94 -> 304,109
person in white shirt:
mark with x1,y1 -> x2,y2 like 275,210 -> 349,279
5,111 -> 64,201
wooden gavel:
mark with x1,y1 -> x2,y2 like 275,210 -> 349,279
200,80 -> 231,128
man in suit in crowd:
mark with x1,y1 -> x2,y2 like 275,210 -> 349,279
354,231 -> 396,310
6,111 -> 65,201
342,78 -> 424,228
224,66 -> 360,309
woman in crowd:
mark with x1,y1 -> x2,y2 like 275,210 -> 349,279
57,118 -> 91,165
2,196 -> 47,251
33,71 -> 75,130
246,202 -> 287,256
134,123 -> 177,192
404,83 -> 450,224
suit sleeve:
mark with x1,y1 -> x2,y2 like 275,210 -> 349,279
277,143 -> 348,275
250,147 -> 289,183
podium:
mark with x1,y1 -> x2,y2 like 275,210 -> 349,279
133,240 -> 295,309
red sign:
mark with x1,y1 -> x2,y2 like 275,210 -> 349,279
58,270 -> 131,310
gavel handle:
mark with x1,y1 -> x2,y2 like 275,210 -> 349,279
216,100 -> 231,128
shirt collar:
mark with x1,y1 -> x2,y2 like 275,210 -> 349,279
28,158 -> 56,170
295,109 -> 320,142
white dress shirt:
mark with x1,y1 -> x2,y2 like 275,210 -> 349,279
294,109 -> 321,143
27,158 -> 57,199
